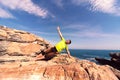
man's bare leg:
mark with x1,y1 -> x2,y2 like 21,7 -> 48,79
35,54 -> 45,61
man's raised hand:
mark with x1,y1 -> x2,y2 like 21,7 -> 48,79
57,26 -> 60,31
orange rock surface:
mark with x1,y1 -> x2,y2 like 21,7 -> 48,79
0,26 -> 119,80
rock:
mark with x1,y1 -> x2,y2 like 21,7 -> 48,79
0,54 -> 119,80
0,26 -> 52,56
0,29 -> 7,37
78,60 -> 117,80
95,57 -> 120,70
111,58 -> 120,64
110,66 -> 120,80
110,52 -> 120,59
8,33 -> 37,42
0,26 -> 119,80
7,42 -> 44,56
95,52 -> 120,79
95,57 -> 111,65
0,41 -> 7,56
0,41 -> 7,52
95,52 -> 120,70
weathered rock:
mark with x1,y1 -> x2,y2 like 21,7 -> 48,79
0,26 -> 52,56
0,26 -> 119,80
111,58 -> 120,64
79,60 -> 118,80
0,41 -> 7,52
95,52 -> 120,70
8,33 -> 37,42
0,29 -> 7,37
7,42 -> 44,56
95,57 -> 120,70
95,52 -> 120,79
110,52 -> 120,59
0,54 -> 119,80
0,41 -> 7,56
110,66 -> 120,79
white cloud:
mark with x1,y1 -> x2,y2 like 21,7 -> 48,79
0,7 -> 14,18
71,0 -> 120,16
89,0 -> 117,14
51,0 -> 63,8
0,0 -> 48,18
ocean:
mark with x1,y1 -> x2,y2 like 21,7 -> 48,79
69,49 -> 120,62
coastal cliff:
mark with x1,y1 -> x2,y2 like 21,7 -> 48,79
0,26 -> 119,80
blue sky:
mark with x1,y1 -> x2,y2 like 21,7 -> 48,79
0,0 -> 120,50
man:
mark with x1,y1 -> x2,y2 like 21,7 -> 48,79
36,26 -> 71,60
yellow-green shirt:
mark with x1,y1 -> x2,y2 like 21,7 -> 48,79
55,37 -> 68,52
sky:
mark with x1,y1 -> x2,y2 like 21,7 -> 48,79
0,0 -> 120,50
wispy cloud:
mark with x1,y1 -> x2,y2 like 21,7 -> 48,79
51,0 -> 63,8
0,0 -> 48,18
71,0 -> 120,16
18,23 -> 120,39
63,24 -> 120,38
0,7 -> 14,18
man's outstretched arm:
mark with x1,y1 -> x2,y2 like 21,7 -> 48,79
57,26 -> 63,40
66,48 -> 71,58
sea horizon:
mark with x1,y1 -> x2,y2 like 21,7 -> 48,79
69,48 -> 120,51
68,49 -> 120,62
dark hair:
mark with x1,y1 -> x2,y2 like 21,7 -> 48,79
69,40 -> 71,44
66,40 -> 71,44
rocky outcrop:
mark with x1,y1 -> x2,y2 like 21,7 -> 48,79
0,26 -> 52,56
95,52 -> 120,70
0,26 -> 119,80
95,52 -> 120,79
110,67 -> 120,80
0,54 -> 119,80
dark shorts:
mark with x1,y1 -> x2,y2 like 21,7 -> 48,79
41,47 -> 57,55
44,47 -> 58,60
51,47 -> 57,52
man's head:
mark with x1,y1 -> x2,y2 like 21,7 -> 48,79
65,40 -> 71,44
